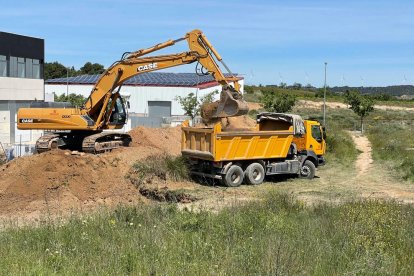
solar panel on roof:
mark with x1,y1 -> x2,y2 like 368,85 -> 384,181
46,72 -> 240,87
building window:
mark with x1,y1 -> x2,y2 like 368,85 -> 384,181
2,56 -> 42,79
10,56 -> 17,77
17,57 -> 25,78
0,55 -> 6,77
25,58 -> 33,78
32,59 -> 40,79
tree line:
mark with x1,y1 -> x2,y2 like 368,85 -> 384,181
44,61 -> 105,80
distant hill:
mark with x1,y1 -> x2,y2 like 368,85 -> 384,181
329,85 -> 414,97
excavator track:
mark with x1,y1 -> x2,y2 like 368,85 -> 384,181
35,133 -> 61,153
82,132 -> 132,154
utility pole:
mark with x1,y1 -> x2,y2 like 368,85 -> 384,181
194,73 -> 200,126
323,62 -> 327,126
66,67 -> 69,97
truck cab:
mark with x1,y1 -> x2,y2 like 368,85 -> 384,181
293,120 -> 326,166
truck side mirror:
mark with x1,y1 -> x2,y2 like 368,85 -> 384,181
127,101 -> 130,109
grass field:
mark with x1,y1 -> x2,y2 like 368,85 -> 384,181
368,121 -> 414,181
0,193 -> 413,275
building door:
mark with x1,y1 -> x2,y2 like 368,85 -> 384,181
148,101 -> 171,117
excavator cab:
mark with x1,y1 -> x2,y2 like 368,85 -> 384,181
108,97 -> 127,126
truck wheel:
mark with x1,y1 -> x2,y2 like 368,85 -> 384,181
222,165 -> 244,187
244,163 -> 265,185
300,160 -> 316,179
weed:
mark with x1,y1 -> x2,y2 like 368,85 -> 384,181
128,154 -> 189,187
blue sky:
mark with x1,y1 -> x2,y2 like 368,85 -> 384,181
1,0 -> 413,87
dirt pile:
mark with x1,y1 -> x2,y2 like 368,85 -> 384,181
0,126 -> 183,222
0,150 -> 139,220
129,126 -> 181,155
221,115 -> 256,130
196,115 -> 256,130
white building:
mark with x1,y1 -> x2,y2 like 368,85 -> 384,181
46,72 -> 244,127
0,31 -> 45,154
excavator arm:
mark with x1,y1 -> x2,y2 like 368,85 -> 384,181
83,29 -> 248,128
17,30 -> 248,154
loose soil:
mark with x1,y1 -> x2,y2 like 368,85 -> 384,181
349,131 -> 373,177
196,115 -> 256,130
0,126 -> 181,223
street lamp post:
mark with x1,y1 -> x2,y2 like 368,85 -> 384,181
66,67 -> 69,97
323,62 -> 327,126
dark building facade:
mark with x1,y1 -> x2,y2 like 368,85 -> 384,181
0,31 -> 45,147
0,32 -> 44,79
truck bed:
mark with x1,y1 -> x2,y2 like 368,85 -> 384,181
181,123 -> 294,162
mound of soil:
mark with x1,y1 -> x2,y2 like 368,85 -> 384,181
0,150 -> 138,220
221,115 -> 256,130
196,115 -> 256,130
128,126 -> 181,155
0,126 -> 183,222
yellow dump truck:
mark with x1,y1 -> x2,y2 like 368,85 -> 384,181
181,113 -> 326,187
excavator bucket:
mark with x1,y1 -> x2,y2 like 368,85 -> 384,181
201,88 -> 249,120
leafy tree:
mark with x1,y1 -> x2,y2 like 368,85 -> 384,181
244,85 -> 254,94
54,93 -> 86,107
305,83 -> 314,90
44,61 -> 106,80
315,88 -> 332,98
292,82 -> 302,90
199,90 -> 219,106
44,62 -> 68,80
279,82 -> 287,88
370,93 -> 393,101
175,93 -> 198,119
344,90 -> 375,133
175,90 -> 219,119
80,62 -> 105,75
261,90 -> 296,113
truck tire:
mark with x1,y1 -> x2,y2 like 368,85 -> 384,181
222,165 -> 244,187
300,160 -> 316,179
244,163 -> 265,185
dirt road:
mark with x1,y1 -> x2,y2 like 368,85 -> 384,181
298,100 -> 414,112
349,132 -> 373,177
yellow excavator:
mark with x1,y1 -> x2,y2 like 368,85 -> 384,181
17,29 -> 248,153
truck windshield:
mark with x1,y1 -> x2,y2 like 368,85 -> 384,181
311,125 -> 322,141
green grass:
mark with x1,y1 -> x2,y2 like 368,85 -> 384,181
367,122 -> 414,181
0,193 -> 413,275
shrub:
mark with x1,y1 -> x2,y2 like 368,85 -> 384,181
128,154 -> 189,186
